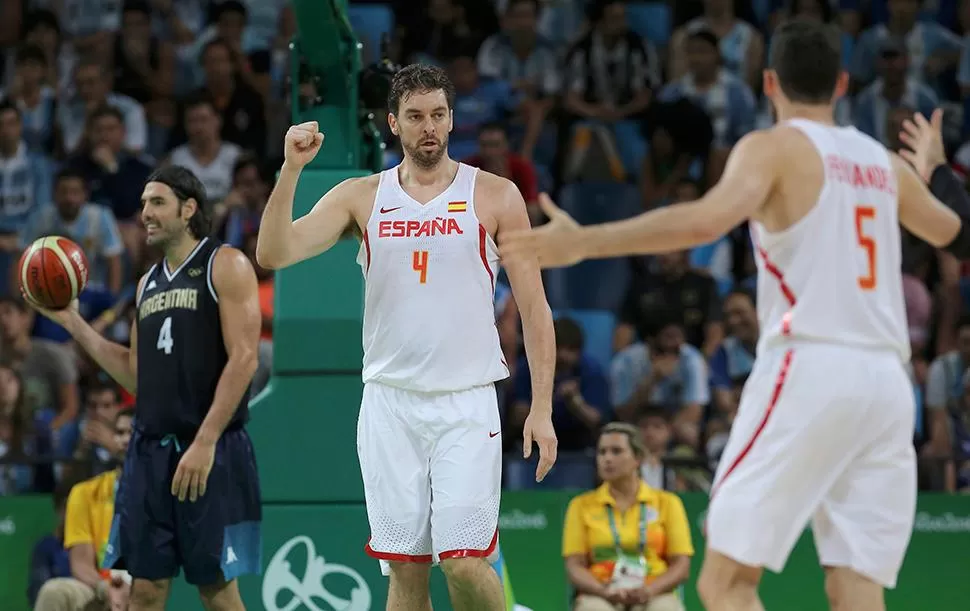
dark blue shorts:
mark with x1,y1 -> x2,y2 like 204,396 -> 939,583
103,427 -> 262,586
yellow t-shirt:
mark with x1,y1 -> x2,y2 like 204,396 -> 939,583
562,481 -> 694,584
64,469 -> 118,570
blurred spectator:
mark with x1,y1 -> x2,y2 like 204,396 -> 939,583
26,483 -> 71,607
173,38 -> 266,155
3,44 -> 60,155
113,1 -> 176,105
852,0 -> 962,91
477,0 -> 560,157
636,407 -> 675,491
708,288 -> 758,420
186,1 -> 273,97
562,423 -> 692,611
562,0 -> 658,125
445,52 -> 519,160
659,28 -> 757,152
18,10 -> 77,96
0,296 -> 79,437
853,41 -> 939,146
464,123 -> 540,222
949,368 -> 970,492
18,168 -> 124,294
34,410 -> 132,611
639,102 -> 712,209
215,154 -> 268,248
69,381 -> 122,480
610,308 -> 709,449
0,100 -> 53,248
167,94 -> 242,202
58,57 -> 148,155
0,364 -> 35,494
616,252 -> 723,356
922,313 -> 970,483
399,0 -> 497,64
670,0 -> 766,91
511,318 -> 610,451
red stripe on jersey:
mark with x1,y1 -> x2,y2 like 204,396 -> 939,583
709,348 -> 794,503
755,241 -> 796,336
479,224 -> 494,291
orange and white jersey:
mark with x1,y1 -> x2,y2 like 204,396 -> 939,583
753,119 -> 909,361
356,163 -> 509,392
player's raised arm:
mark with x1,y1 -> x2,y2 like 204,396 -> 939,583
500,131 -> 777,267
493,177 -> 558,481
256,121 -> 355,269
893,154 -> 965,252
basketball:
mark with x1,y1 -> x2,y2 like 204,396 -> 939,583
18,236 -> 90,310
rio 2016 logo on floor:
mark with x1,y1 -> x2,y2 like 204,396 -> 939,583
262,535 -> 372,611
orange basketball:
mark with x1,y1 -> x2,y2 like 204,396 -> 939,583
18,236 -> 90,310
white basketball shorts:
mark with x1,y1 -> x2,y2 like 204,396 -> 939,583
357,381 -> 502,575
705,342 -> 917,588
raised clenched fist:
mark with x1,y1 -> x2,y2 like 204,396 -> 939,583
284,121 -> 325,168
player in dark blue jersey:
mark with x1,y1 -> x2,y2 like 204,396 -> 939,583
26,165 -> 262,610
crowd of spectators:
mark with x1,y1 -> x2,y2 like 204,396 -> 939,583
1,0 -> 969,607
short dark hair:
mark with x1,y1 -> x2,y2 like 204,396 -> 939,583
768,18 -> 842,104
0,99 -> 19,119
55,167 -> 88,187
201,37 -> 233,62
478,121 -> 507,137
122,0 -> 151,17
687,27 -> 719,49
387,64 -> 456,115
146,165 -> 212,239
15,43 -> 47,67
89,104 -> 125,125
554,317 -> 585,351
183,91 -> 217,114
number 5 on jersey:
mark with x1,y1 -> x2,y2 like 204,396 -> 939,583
413,250 -> 429,284
157,316 -> 174,354
855,205 -> 876,290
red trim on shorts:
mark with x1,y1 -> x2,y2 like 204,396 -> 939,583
709,349 -> 795,506
438,529 -> 499,560
364,538 -> 433,563
362,229 -> 371,274
479,224 -> 495,291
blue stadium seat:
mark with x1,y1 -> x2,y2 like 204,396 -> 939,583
613,120 -> 648,177
348,4 -> 394,64
557,182 -> 640,311
626,2 -> 672,47
555,309 -> 616,372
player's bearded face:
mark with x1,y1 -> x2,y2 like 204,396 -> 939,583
143,199 -> 187,247
402,127 -> 448,169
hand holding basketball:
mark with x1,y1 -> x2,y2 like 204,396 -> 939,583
18,236 -> 88,320
284,121 -> 324,168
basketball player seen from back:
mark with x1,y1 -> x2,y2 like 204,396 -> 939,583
25,166 -> 263,611
256,64 -> 557,611
502,18 -> 970,611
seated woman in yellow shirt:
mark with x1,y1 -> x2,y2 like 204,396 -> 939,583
563,423 -> 693,611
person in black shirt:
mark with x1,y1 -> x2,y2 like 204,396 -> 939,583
25,166 -> 262,609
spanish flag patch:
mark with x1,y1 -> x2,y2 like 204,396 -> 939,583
447,201 -> 467,213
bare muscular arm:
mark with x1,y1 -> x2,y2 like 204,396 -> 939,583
494,179 -> 555,411
576,131 -> 777,259
195,247 -> 261,445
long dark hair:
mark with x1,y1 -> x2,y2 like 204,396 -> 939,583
146,165 -> 212,239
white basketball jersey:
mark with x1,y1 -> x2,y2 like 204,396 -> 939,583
356,163 -> 509,392
753,119 -> 909,361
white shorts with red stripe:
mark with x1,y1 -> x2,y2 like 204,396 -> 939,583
357,381 -> 501,575
705,342 -> 917,588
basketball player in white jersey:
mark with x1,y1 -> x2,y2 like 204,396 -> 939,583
501,19 -> 970,611
255,64 -> 557,611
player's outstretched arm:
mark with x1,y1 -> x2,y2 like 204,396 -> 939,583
195,247 -> 260,445
499,132 -> 776,268
492,177 -> 558,482
256,121 -> 355,269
